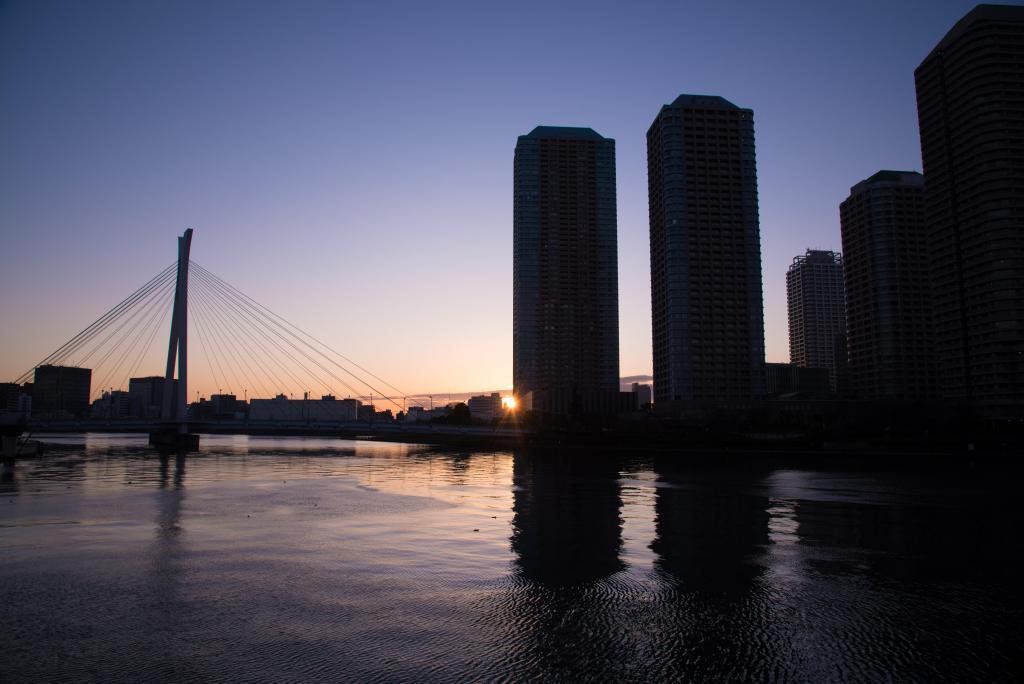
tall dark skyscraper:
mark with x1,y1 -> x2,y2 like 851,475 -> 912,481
786,249 -> 847,393
513,126 -> 619,415
840,171 -> 936,400
915,4 -> 1024,417
647,95 -> 765,404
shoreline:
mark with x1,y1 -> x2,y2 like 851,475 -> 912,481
16,424 -> 1023,466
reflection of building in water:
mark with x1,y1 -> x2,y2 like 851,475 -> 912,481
158,452 -> 187,491
650,465 -> 769,591
148,452 -> 187,640
792,493 -> 1010,582
511,451 -> 624,585
0,460 -> 17,491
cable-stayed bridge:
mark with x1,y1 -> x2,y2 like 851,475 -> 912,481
7,230 -> 512,451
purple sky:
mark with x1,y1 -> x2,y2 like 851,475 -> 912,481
0,0 -> 991,398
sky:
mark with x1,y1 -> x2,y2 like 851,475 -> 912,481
0,0 -> 996,399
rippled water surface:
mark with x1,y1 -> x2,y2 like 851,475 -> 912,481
2,434 -> 1022,682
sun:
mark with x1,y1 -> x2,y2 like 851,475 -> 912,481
501,396 -> 517,410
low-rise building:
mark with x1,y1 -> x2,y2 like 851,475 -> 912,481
467,393 -> 503,421
33,365 -> 91,418
249,394 -> 359,421
404,405 -> 431,423
90,391 -> 132,419
128,376 -> 176,418
1,383 -> 20,412
765,363 -> 831,398
632,382 -> 653,409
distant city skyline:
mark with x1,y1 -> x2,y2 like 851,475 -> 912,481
0,0 -> 989,397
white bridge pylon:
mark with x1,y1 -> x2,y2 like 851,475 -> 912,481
161,228 -> 192,430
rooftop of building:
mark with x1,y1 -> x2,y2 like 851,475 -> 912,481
520,126 -> 608,141
669,94 -> 742,109
849,170 -> 923,195
649,95 -> 752,132
919,4 -> 1024,67
790,249 -> 842,268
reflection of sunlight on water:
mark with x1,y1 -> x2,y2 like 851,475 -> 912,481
767,498 -> 800,543
765,471 -> 809,592
618,474 -> 658,575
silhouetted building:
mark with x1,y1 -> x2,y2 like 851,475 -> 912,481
647,95 -> 766,404
765,362 -> 831,397
17,393 -> 31,418
632,382 -> 653,409
128,376 -> 175,418
0,383 -> 19,412
840,171 -> 937,400
191,393 -> 247,420
513,126 -> 619,416
339,398 -> 360,418
915,4 -> 1024,417
249,394 -> 359,421
467,393 -> 502,421
404,405 -> 430,423
786,250 -> 847,393
32,365 -> 91,418
91,390 -> 132,419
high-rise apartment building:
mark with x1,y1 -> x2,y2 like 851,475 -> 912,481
840,171 -> 936,400
915,4 -> 1024,417
647,94 -> 765,404
786,249 -> 847,393
513,126 -> 619,415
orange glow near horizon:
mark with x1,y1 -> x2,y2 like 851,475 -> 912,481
501,396 -> 517,410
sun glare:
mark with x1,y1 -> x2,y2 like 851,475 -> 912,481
502,396 -> 517,410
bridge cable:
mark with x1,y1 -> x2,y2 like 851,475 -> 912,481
190,283 -> 277,400
15,263 -> 176,384
80,275 -> 176,373
121,290 -> 174,391
192,261 -> 421,407
188,289 -> 228,396
191,269 -> 349,399
189,266 -> 361,400
191,276 -> 315,399
190,262 -> 414,410
192,279 -> 310,400
91,279 -> 177,399
188,285 -> 250,397
190,266 -> 363,401
50,267 -> 175,371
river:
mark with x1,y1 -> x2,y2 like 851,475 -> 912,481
1,434 -> 1021,681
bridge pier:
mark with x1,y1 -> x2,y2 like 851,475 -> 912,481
149,430 -> 202,454
148,427 -> 200,452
